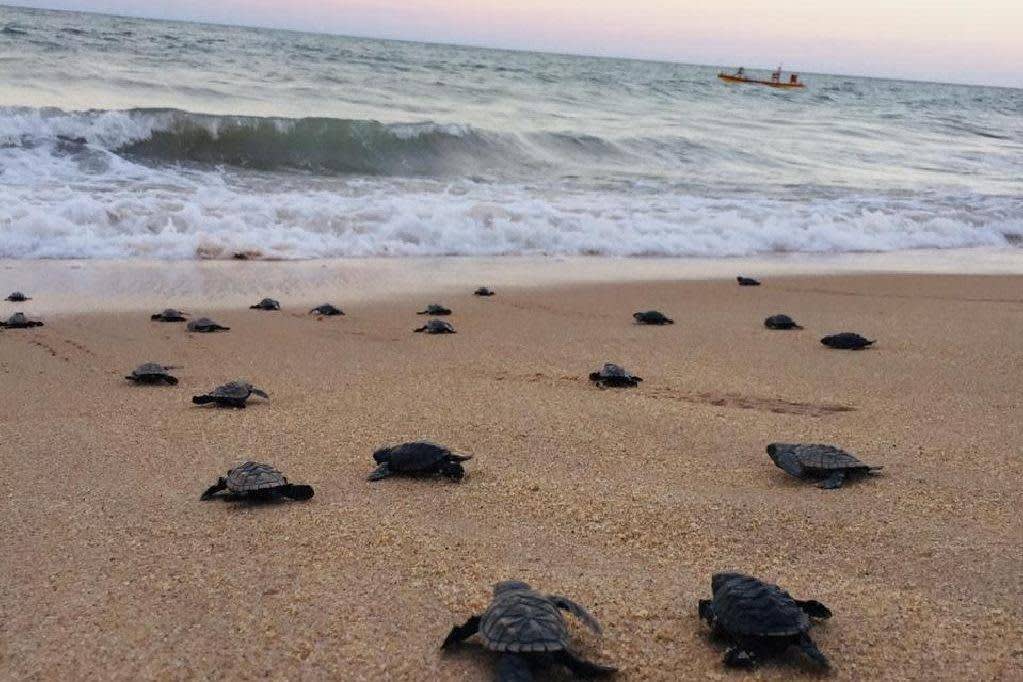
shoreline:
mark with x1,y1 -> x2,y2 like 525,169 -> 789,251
2,248 -> 1021,313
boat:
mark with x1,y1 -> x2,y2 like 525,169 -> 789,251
718,72 -> 805,89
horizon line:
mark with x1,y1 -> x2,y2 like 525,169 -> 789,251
2,2 -> 1019,90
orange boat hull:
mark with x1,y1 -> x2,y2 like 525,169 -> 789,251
718,73 -> 805,88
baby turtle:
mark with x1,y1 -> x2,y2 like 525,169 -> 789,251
764,314 -> 803,330
125,362 -> 178,385
737,276 -> 761,286
250,298 -> 280,311
5,291 -> 30,302
0,312 -> 43,329
368,441 -> 472,482
633,310 -> 674,325
821,332 -> 874,350
443,580 -> 617,680
417,304 -> 452,316
474,287 -> 495,297
767,443 -> 882,489
200,461 -> 314,502
589,363 -> 642,388
699,572 -> 832,669
151,308 -> 187,322
187,317 -> 229,333
309,304 -> 344,316
192,380 -> 269,408
415,319 -> 456,334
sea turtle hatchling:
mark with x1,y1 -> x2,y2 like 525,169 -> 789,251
5,291 -> 30,302
417,304 -> 452,316
368,441 -> 472,482
310,304 -> 344,316
764,314 -> 803,330
633,310 -> 674,325
415,319 -> 456,334
821,332 -> 874,350
474,287 -> 495,297
767,443 -> 882,489
187,317 -> 230,333
0,312 -> 43,329
589,363 -> 642,388
125,362 -> 178,385
250,298 -> 280,310
737,276 -> 761,286
200,461 -> 314,502
192,380 -> 269,408
442,580 -> 617,680
699,572 -> 832,669
151,308 -> 187,322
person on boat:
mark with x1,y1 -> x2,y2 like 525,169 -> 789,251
789,73 -> 799,85
771,66 -> 782,83
735,67 -> 745,78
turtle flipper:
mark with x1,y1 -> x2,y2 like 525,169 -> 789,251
797,633 -> 830,668
163,376 -> 179,386
553,650 -> 616,677
282,484 -> 314,501
723,646 -> 757,669
549,595 -> 602,634
414,326 -> 427,333
192,395 -> 216,405
200,477 -> 228,501
250,388 -> 269,400
819,470 -> 846,489
795,599 -> 833,619
497,653 -> 533,681
441,615 -> 481,649
776,452 -> 805,478
367,464 -> 393,482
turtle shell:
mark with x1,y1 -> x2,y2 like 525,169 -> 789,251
252,298 -> 280,310
771,443 -> 870,472
188,317 -> 227,331
225,461 -> 287,493
131,362 -> 172,377
709,572 -> 809,638
479,588 -> 569,653
2,312 -> 42,328
764,314 -> 801,329
210,381 -> 254,399
6,291 -> 29,302
376,441 -> 451,471
596,363 -> 631,379
420,319 -> 455,333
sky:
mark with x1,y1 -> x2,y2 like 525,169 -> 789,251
7,1 -> 1023,87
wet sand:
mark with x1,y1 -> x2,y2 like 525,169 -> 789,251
1,271 -> 1021,680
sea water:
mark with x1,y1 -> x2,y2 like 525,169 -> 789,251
1,6 -> 1021,260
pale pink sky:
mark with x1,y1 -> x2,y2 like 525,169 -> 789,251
10,1 -> 1023,87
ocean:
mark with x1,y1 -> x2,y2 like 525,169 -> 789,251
1,5 -> 1021,260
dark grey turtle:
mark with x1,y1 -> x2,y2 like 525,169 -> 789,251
192,380 -> 269,408
699,572 -> 832,669
250,298 -> 280,311
767,443 -> 882,489
443,581 -> 617,681
0,312 -> 43,329
200,461 -> 314,502
187,317 -> 229,333
415,319 -> 456,334
633,310 -> 674,325
589,363 -> 642,388
125,362 -> 178,385
418,304 -> 452,316
474,287 -> 496,297
821,332 -> 874,350
368,441 -> 472,482
310,304 -> 344,316
151,308 -> 187,322
764,314 -> 803,330
5,291 -> 30,302
737,276 -> 761,286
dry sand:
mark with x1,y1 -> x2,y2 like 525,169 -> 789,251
1,271 -> 1021,680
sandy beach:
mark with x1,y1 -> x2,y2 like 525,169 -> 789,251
2,266 -> 1021,680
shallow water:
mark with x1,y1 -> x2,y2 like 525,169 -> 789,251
1,6 -> 1021,260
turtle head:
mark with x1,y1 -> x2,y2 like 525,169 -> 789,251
697,599 -> 715,624
493,580 -> 532,596
766,443 -> 795,463
441,459 -> 467,481
372,446 -> 393,464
